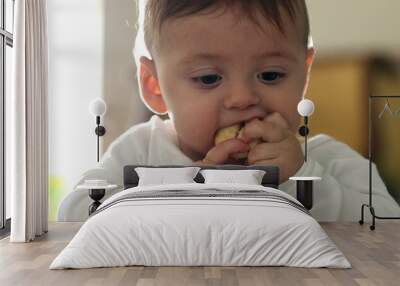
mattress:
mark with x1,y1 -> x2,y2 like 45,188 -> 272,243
50,183 -> 351,269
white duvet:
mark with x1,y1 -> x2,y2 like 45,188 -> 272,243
50,183 -> 351,269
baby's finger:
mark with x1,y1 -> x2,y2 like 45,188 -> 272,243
247,142 -> 279,164
264,112 -> 290,130
202,139 -> 249,165
241,119 -> 289,143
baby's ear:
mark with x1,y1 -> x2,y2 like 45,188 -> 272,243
303,47 -> 316,95
305,47 -> 316,70
139,56 -> 167,115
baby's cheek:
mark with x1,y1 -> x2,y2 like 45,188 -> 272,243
171,98 -> 221,153
176,115 -> 217,152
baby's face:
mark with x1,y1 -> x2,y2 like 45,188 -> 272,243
145,7 -> 313,162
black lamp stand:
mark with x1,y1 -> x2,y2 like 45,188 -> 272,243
296,180 -> 313,210
299,116 -> 309,162
292,115 -> 316,211
88,188 -> 105,215
94,115 -> 106,162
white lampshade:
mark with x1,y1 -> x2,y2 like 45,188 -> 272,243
297,99 -> 315,117
89,98 -> 107,116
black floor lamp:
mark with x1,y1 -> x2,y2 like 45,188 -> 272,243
84,98 -> 109,215
297,98 -> 315,162
290,98 -> 321,211
89,98 -> 107,162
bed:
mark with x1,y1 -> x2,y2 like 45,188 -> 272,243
50,165 -> 350,269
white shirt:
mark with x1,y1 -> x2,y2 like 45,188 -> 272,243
57,115 -> 400,222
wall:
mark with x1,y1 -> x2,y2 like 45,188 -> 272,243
305,0 -> 400,154
47,1 -> 400,220
48,0 -> 152,220
102,0 -> 151,151
307,0 -> 400,56
47,0 -> 104,220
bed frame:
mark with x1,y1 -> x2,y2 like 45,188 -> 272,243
123,165 -> 314,210
123,165 -> 280,189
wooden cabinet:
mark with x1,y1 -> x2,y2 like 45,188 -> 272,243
306,55 -> 400,158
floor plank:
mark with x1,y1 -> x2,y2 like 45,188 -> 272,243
0,221 -> 399,286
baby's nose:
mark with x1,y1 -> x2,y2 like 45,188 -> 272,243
223,83 -> 260,110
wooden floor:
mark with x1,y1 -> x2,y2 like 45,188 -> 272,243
0,222 -> 399,286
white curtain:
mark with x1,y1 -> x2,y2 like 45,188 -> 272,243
9,0 -> 48,242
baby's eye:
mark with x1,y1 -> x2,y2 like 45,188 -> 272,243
257,71 -> 285,84
192,74 -> 222,88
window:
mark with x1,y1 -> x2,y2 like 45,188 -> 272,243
0,0 -> 14,236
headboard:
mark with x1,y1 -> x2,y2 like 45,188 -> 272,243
123,165 -> 280,189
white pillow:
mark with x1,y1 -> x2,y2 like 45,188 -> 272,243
200,169 -> 266,185
135,167 -> 201,186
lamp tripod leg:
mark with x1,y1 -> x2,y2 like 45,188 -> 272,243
304,116 -> 308,162
96,115 -> 100,163
97,125 -> 99,162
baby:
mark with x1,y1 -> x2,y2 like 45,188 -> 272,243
137,0 -> 312,183
59,0 -> 400,222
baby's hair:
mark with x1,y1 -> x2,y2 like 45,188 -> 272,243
134,0 -> 312,64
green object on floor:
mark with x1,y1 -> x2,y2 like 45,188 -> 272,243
48,176 -> 67,221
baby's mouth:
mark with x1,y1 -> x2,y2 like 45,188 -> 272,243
213,120 -> 262,160
214,115 -> 263,144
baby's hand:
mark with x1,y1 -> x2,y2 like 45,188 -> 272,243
193,138 -> 250,166
240,112 -> 304,183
